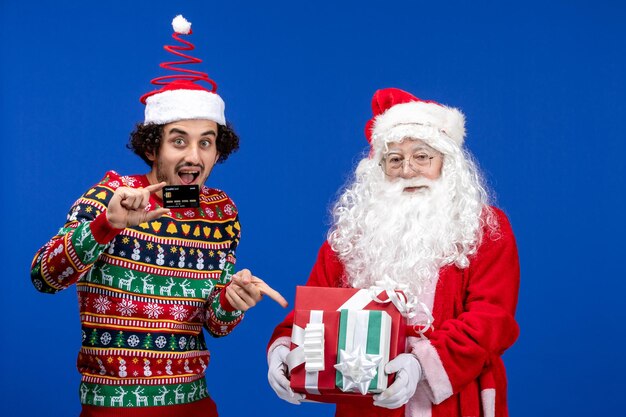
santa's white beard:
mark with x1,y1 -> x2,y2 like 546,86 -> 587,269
329,169 -> 482,297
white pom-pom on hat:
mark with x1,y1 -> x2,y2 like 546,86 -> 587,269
172,15 -> 191,34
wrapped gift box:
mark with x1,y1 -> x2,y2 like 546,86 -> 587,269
288,286 -> 407,402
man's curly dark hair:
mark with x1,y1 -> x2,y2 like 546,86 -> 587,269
127,122 -> 240,166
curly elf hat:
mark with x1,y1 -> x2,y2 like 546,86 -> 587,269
364,88 -> 466,154
141,15 -> 225,125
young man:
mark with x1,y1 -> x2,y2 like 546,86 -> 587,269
267,88 -> 520,417
31,15 -> 285,417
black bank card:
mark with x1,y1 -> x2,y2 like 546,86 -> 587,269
162,185 -> 200,208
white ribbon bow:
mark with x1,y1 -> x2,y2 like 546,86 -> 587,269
368,275 -> 418,319
334,346 -> 382,395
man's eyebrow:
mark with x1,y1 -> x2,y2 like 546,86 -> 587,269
166,128 -> 188,136
201,130 -> 217,137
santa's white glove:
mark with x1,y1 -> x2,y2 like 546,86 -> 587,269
373,353 -> 422,409
268,345 -> 305,404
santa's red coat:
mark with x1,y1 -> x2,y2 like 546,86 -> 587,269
268,207 -> 520,417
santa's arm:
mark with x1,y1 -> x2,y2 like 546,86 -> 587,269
410,208 -> 520,404
267,241 -> 343,353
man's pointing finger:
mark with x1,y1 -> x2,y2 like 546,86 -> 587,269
256,282 -> 288,308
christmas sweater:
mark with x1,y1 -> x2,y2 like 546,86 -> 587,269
268,207 -> 520,417
31,170 -> 245,411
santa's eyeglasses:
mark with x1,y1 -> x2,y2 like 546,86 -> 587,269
379,152 -> 441,175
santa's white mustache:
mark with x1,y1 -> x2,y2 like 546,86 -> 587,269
383,178 -> 437,192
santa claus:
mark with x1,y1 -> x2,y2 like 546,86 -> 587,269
267,88 -> 520,417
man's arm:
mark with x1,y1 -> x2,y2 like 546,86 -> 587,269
202,211 -> 245,336
30,171 -> 168,294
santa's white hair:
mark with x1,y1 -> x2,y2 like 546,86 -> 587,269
328,127 -> 499,295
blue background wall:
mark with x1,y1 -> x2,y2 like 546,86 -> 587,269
1,1 -> 624,416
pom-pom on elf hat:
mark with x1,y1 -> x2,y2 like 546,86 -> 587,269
364,88 -> 466,155
141,15 -> 226,126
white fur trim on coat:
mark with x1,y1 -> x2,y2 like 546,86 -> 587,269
481,388 -> 496,417
410,338 -> 454,404
371,101 -> 465,148
144,89 -> 226,125
267,336 -> 291,365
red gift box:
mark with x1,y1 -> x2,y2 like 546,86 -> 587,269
287,286 -> 407,403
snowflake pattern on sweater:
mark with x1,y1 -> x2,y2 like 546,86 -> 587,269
31,171 -> 244,408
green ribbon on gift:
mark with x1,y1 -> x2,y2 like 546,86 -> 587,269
335,309 -> 391,394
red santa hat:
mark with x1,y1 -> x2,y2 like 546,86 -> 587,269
364,88 -> 465,154
141,15 -> 226,125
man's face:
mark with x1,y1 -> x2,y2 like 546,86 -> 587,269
146,119 -> 220,191
381,139 -> 443,193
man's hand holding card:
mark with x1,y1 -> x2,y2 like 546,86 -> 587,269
106,182 -> 169,229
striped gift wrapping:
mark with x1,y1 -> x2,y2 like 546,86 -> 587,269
335,309 -> 392,394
